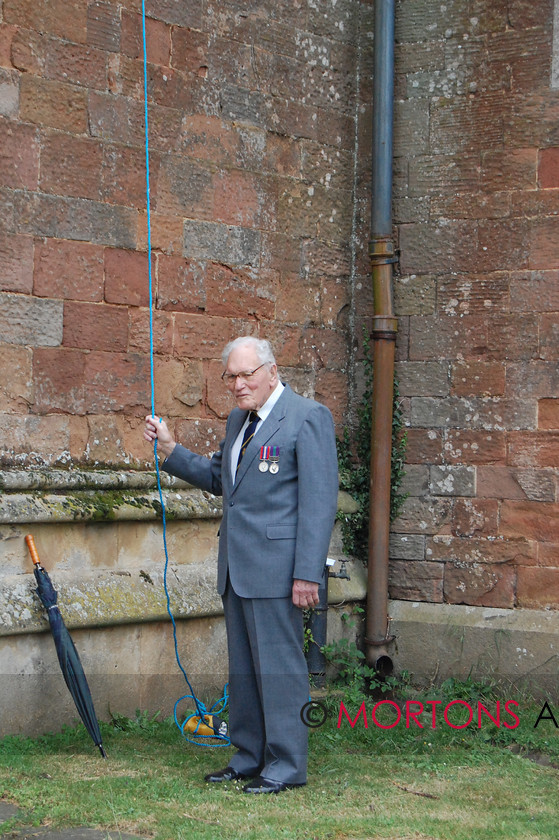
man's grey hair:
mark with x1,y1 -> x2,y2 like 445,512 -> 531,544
222,336 -> 276,367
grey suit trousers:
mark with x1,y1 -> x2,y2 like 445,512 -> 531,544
223,578 -> 310,784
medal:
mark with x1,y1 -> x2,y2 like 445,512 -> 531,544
259,446 -> 269,472
269,446 -> 280,474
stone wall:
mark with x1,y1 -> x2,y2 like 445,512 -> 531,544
381,0 -> 559,613
1,0 -> 558,732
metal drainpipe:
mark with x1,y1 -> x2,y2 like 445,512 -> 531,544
365,0 -> 397,676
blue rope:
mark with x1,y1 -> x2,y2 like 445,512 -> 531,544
141,0 -> 229,747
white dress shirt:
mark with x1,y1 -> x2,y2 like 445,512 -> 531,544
230,381 -> 285,483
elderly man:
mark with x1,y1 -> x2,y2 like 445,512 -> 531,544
144,336 -> 338,793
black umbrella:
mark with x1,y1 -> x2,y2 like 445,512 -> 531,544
25,534 -> 107,758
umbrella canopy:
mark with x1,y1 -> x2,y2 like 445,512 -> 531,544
25,535 -> 107,758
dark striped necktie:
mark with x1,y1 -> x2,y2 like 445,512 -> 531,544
236,411 -> 259,472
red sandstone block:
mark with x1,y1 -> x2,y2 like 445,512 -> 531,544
437,273 -> 509,316
477,465 -> 555,501
392,496 -> 452,535
431,191 -> 511,221
314,368 -> 347,427
213,169 -> 273,230
63,301 -> 128,352
260,232 -> 302,277
178,114 -> 238,167
40,133 -> 103,201
275,273 -> 320,326
87,0 -> 121,53
137,212 -> 183,255
517,567 -> 559,610
529,217 -> 559,271
44,38 -> 107,90
20,75 -> 88,133
0,344 -> 32,412
33,347 -> 86,414
175,417 -> 227,457
157,254 -> 206,313
409,314 -> 489,361
3,0 -> 87,43
121,11 -> 171,65
101,143 -> 149,210
451,499 -> 499,538
507,432 -> 559,469
33,239 -> 104,301
426,534 -> 538,568
444,561 -> 515,609
451,360 -> 506,397
509,271 -> 559,313
0,233 -> 34,294
259,321 -> 305,368
443,430 -> 507,465
0,413 -> 73,466
206,358 -> 236,420
389,560 -> 443,603
170,25 -> 209,74
0,24 -> 17,68
538,544 -> 559,567
154,154 -> 213,218
477,219 -> 531,272
0,118 -> 39,190
485,313 -> 539,361
538,147 -> 559,189
174,313 -> 247,360
85,351 -> 151,414
205,262 -> 275,319
500,500 -> 559,542
10,27 -> 45,75
128,308 -> 174,356
538,399 -> 559,430
299,327 -> 348,370
540,314 -> 559,362
104,248 -> 151,307
404,428 -> 445,465
153,356 -> 204,418
481,148 -> 537,192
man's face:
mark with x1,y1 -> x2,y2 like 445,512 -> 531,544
224,344 -> 278,412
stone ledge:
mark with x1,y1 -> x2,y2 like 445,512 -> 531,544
1,558 -> 365,638
0,468 -> 222,524
389,599 -> 559,697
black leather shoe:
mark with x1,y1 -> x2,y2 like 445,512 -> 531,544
242,776 -> 304,794
204,766 -> 252,783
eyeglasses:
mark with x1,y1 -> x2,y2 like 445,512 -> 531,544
221,363 -> 267,386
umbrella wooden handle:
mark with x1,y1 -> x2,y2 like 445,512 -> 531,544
25,534 -> 41,566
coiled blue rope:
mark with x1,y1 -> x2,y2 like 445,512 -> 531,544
141,0 -> 229,747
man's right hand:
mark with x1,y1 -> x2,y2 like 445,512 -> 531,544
144,416 -> 176,460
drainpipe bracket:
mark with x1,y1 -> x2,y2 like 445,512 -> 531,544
364,634 -> 396,647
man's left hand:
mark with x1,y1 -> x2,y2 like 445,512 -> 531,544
292,579 -> 320,609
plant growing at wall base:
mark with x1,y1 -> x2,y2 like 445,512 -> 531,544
336,330 -> 408,559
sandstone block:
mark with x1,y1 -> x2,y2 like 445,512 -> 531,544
500,500 -> 559,543
183,219 -> 260,268
33,239 -> 104,302
0,233 -> 34,294
517,567 -> 559,610
84,352 -> 151,414
389,560 -> 443,603
104,248 -> 151,307
0,118 -> 39,190
0,292 -> 62,347
444,561 -> 516,609
430,465 -> 475,497
33,348 -> 86,414
63,301 -> 129,352
389,533 -> 426,561
87,0 -> 121,52
451,499 -> 499,538
0,345 -> 32,412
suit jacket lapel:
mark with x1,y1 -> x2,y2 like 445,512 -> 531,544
231,386 -> 290,492
224,408 -> 248,496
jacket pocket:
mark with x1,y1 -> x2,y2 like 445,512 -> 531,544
266,523 -> 297,540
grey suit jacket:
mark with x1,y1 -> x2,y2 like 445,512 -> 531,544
163,384 -> 339,598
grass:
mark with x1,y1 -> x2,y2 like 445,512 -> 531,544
0,684 -> 558,840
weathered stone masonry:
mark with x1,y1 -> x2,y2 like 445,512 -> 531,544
0,0 -> 558,732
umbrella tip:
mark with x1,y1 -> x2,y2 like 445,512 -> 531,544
99,745 -> 108,759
